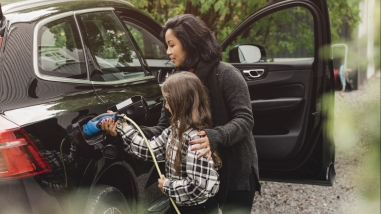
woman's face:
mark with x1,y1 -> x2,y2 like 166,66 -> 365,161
165,29 -> 186,67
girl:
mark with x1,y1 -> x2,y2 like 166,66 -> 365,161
101,72 -> 221,214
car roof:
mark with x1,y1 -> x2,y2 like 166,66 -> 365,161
2,0 -> 135,23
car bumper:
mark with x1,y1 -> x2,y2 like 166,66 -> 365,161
0,177 -> 64,214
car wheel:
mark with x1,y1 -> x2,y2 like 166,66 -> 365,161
83,185 -> 131,214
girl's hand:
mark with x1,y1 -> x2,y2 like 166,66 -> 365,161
190,130 -> 212,161
99,118 -> 117,136
158,175 -> 167,193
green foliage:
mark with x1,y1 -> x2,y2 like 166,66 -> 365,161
327,0 -> 361,42
127,0 -> 361,53
79,12 -> 133,64
221,7 -> 315,61
48,20 -> 76,52
50,25 -> 66,48
127,0 -> 268,43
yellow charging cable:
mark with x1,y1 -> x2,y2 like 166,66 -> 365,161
60,137 -> 68,188
60,115 -> 181,213
124,116 -> 181,214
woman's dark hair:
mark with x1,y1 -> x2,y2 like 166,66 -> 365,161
161,14 -> 222,70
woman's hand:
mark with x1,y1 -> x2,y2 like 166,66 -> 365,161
99,118 -> 117,136
158,175 -> 167,193
190,130 -> 212,161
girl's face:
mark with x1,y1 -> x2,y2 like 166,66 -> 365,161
164,97 -> 172,114
165,29 -> 186,67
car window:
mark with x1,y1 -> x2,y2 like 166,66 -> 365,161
123,21 -> 170,68
223,6 -> 314,63
124,22 -> 166,60
38,16 -> 87,79
79,11 -> 145,82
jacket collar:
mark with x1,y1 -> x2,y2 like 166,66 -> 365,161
193,59 -> 220,82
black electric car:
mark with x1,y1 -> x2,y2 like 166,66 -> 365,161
0,0 -> 335,213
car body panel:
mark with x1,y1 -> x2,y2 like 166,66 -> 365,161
0,1 -> 167,213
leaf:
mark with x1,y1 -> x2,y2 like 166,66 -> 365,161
214,1 -> 225,12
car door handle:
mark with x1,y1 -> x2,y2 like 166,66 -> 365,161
243,69 -> 265,79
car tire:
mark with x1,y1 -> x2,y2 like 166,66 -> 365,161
83,185 -> 131,214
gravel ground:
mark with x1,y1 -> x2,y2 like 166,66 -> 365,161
251,73 -> 380,214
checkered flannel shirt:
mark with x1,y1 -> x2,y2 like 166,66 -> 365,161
120,125 -> 220,206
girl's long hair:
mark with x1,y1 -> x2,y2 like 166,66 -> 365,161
161,72 -> 220,174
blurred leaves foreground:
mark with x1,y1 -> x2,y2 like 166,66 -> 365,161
325,74 -> 380,212
325,0 -> 380,212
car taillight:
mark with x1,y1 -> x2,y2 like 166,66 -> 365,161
0,117 -> 51,180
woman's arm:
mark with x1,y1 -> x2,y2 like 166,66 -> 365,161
191,64 -> 254,154
207,65 -> 254,150
162,133 -> 219,203
140,100 -> 171,139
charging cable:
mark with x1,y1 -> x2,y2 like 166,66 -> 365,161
60,137 -> 68,188
123,115 -> 181,214
60,115 -> 181,213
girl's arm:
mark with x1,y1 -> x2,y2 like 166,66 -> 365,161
119,123 -> 170,162
162,132 -> 219,204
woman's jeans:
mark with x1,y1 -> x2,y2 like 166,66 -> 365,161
221,170 -> 256,214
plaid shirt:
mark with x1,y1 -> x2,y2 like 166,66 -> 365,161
121,125 -> 220,206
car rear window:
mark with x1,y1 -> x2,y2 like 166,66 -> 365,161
38,16 -> 87,80
79,11 -> 145,82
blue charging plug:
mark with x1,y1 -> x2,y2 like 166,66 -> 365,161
82,112 -> 116,137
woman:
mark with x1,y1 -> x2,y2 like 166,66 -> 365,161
142,14 -> 260,213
